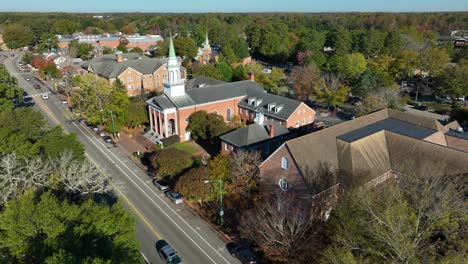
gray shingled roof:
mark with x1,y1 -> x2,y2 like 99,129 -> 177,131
238,92 -> 303,121
185,76 -> 226,89
148,80 -> 266,110
220,121 -> 290,147
337,118 -> 436,143
147,96 -> 176,110
81,53 -> 170,78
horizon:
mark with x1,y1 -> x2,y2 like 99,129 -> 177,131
2,0 -> 468,13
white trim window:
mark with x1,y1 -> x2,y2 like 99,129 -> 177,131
226,108 -> 232,122
224,142 -> 229,151
279,178 -> 289,191
127,77 -> 133,82
281,156 -> 289,170
303,117 -> 306,124
308,116 -> 312,123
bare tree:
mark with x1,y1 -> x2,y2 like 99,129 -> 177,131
53,152 -> 113,196
289,64 -> 321,101
239,192 -> 321,261
229,150 -> 261,196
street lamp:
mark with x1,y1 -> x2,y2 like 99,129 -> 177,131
204,179 -> 224,226
100,109 -> 117,139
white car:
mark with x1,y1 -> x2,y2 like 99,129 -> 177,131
42,93 -> 49,100
62,99 -> 67,104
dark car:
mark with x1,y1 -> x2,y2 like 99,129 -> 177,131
156,240 -> 182,264
152,178 -> 170,191
102,136 -> 113,144
414,103 -> 428,111
226,242 -> 257,264
336,111 -> 356,120
34,84 -> 41,89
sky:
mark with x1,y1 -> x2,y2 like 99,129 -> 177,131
2,0 -> 468,13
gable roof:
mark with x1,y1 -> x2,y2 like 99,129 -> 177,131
148,80 -> 265,110
185,76 -> 226,89
238,92 -> 304,121
220,121 -> 290,147
282,108 -> 468,187
81,53 -> 171,78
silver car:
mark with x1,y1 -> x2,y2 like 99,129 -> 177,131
165,191 -> 183,204
152,179 -> 169,191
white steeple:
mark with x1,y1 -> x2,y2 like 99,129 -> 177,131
164,35 -> 185,97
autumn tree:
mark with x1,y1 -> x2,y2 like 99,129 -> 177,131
3,24 -> 33,49
228,150 -> 261,197
322,169 -> 466,263
289,64 -> 321,101
152,148 -> 193,178
313,74 -> 350,112
420,47 -> 451,78
436,60 -> 468,99
175,166 -> 214,202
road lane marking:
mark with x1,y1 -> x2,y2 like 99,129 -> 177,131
73,122 -> 228,264
86,153 -> 163,240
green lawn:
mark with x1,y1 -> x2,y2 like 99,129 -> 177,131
168,141 -> 201,156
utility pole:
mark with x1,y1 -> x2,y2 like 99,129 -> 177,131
110,110 -> 117,139
204,179 -> 224,226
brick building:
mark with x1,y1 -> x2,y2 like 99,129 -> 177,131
81,52 -> 184,97
146,37 -> 315,143
259,108 -> 468,201
57,33 -> 163,51
196,33 -> 219,64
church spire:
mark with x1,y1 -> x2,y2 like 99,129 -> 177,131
168,34 -> 176,59
202,31 -> 211,50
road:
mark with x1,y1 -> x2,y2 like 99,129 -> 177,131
1,52 -> 239,264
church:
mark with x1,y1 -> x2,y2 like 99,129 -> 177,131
146,37 -> 315,144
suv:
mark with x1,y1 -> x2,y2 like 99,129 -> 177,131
226,242 -> 257,264
156,240 -> 182,264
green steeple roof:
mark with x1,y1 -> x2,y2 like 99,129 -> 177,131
169,35 -> 176,58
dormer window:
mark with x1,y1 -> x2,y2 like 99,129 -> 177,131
275,105 -> 284,113
268,103 -> 276,111
255,99 -> 263,107
248,97 -> 257,105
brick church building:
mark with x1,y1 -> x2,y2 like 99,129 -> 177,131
146,37 -> 315,143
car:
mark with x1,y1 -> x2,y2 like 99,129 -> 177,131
226,242 -> 257,264
92,127 -> 99,132
336,111 -> 356,120
152,179 -> 170,191
165,191 -> 183,204
61,99 -> 68,104
98,131 -> 106,137
42,93 -> 49,100
156,240 -> 182,264
34,84 -> 41,89
414,103 -> 428,111
102,135 -> 113,144
26,78 -> 31,81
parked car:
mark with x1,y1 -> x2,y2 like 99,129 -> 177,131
414,103 -> 428,111
102,136 -> 113,143
92,127 -> 99,132
165,191 -> 183,204
98,131 -> 106,137
226,242 -> 257,264
42,93 -> 49,100
61,99 -> 67,104
336,111 -> 356,120
34,84 -> 41,89
152,179 -> 170,191
156,240 -> 182,264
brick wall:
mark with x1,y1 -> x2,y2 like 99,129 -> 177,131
259,144 -> 310,199
118,68 -> 143,97
286,102 -> 315,128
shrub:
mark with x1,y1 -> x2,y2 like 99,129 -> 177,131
175,166 -> 215,202
161,134 -> 180,147
153,148 -> 193,178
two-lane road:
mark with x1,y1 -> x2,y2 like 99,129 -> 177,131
3,52 -> 238,264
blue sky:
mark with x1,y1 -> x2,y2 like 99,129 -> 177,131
3,0 -> 468,13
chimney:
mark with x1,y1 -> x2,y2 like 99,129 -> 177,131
248,71 -> 255,81
269,124 -> 274,138
116,51 -> 123,63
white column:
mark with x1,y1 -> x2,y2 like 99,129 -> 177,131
164,112 -> 168,137
149,108 -> 154,132
175,111 -> 179,136
158,111 -> 163,137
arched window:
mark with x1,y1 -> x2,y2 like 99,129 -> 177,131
278,178 -> 289,191
281,156 -> 289,170
226,108 -> 232,121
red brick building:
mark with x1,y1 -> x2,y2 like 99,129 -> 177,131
196,33 -> 218,64
57,33 -> 163,51
81,52 -> 184,97
146,37 -> 315,143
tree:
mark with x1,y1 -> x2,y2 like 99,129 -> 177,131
240,193 -> 320,262
123,100 -> 149,128
0,191 -> 143,263
192,63 -> 222,80
322,169 -> 466,263
420,47 -> 451,78
52,19 -> 80,34
289,64 -> 321,101
20,51 -> 33,65
313,74 -> 350,110
37,33 -> 59,52
358,86 -> 403,115
208,154 -> 231,181
219,45 -> 238,65
216,62 -> 233,82
117,43 -> 128,53
130,47 -> 144,54
152,148 -> 193,178
359,29 -> 386,57
175,166 -> 214,202
174,37 -> 198,59
229,150 -> 261,197
68,40 -> 93,60
232,64 -> 248,81
0,65 -> 23,111
325,27 -> 352,55
3,24 -> 33,49
384,31 -> 403,57
334,53 -> 367,82
436,60 -> 468,99
391,50 -> 421,78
